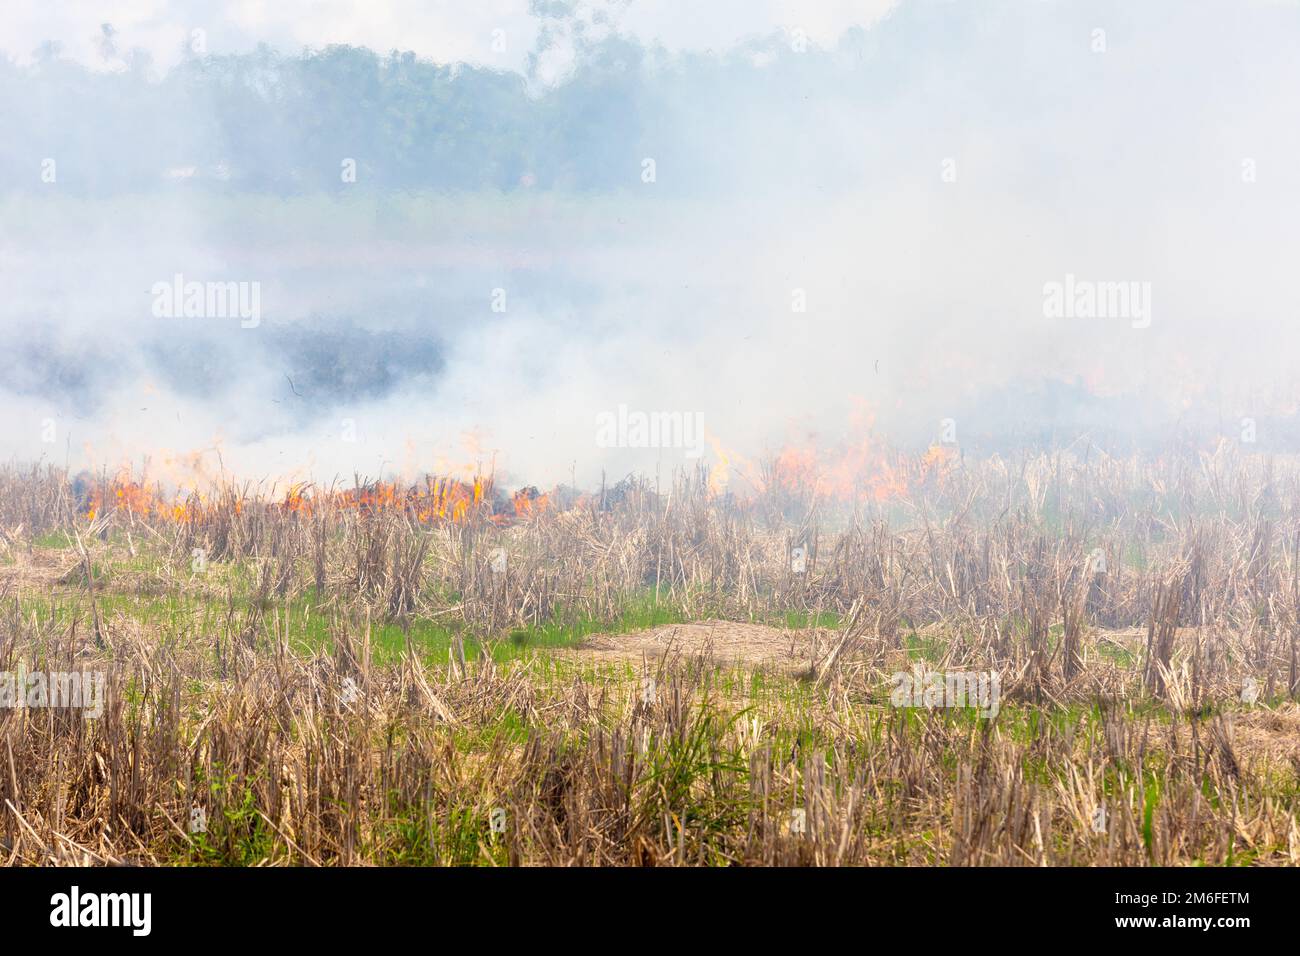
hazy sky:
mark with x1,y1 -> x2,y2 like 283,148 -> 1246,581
2,1 -> 1298,491
1,1 -> 899,77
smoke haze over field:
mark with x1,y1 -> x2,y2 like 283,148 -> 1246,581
2,1 -> 1299,490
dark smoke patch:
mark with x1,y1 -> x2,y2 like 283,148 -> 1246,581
0,327 -> 122,410
262,321 -> 447,407
141,319 -> 449,414
144,334 -> 238,401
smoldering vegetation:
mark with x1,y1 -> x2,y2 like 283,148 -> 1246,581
3,0 -> 1300,867
1,445 -> 1299,865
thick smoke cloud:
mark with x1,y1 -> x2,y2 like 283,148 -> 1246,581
1,0 -> 1298,489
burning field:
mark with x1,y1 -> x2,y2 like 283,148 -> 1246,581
1,439 -> 1299,866
5,2 -> 1299,937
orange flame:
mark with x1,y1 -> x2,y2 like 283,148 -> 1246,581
510,486 -> 550,518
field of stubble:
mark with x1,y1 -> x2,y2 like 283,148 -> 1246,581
1,448 -> 1298,866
